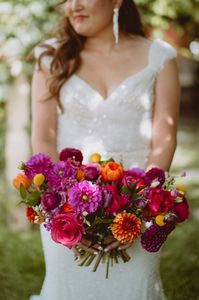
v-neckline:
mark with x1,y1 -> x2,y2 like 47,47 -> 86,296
72,39 -> 157,102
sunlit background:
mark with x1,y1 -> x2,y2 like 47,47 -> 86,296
0,1 -> 199,299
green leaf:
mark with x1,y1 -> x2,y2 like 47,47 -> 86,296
19,183 -> 27,200
174,197 -> 183,204
121,186 -> 130,194
136,185 -> 145,192
25,191 -> 41,206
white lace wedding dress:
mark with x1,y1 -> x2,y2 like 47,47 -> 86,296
30,38 -> 177,300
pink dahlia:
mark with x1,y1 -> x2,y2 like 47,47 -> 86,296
47,161 -> 77,191
51,212 -> 84,249
68,181 -> 102,214
25,153 -> 52,179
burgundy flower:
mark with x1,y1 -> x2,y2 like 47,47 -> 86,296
147,187 -> 175,216
81,164 -> 101,181
59,148 -> 83,164
41,191 -> 64,211
145,167 -> 165,186
173,196 -> 190,222
141,224 -> 169,252
25,153 -> 52,179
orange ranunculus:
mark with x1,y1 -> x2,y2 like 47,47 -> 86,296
12,173 -> 31,190
62,201 -> 74,213
76,169 -> 85,181
111,212 -> 141,244
101,162 -> 123,182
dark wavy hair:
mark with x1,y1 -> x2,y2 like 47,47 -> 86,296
36,0 -> 146,112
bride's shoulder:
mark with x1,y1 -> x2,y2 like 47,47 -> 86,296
34,37 -> 59,69
128,35 -> 176,55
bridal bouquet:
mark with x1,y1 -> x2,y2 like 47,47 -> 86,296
12,148 -> 190,278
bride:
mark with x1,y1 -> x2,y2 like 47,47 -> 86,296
30,0 -> 180,299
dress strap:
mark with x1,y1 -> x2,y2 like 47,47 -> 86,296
34,38 -> 58,69
149,38 -> 177,73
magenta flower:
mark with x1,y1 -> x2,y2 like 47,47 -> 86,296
51,213 -> 84,249
59,148 -> 83,164
47,161 -> 77,191
122,168 -> 146,188
103,185 -> 130,215
68,181 -> 102,214
145,167 -> 165,186
41,190 -> 64,211
81,164 -> 101,181
24,153 -> 52,179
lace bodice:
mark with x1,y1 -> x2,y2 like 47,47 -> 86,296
35,38 -> 176,169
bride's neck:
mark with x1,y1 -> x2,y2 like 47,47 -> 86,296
84,27 -> 126,55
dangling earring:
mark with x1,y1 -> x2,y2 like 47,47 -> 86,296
113,7 -> 119,44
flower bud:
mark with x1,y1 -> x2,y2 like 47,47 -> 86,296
33,173 -> 45,186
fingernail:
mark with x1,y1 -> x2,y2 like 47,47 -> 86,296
104,248 -> 109,252
94,251 -> 98,255
118,247 -> 121,250
98,246 -> 103,250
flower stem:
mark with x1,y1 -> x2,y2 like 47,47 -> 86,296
106,253 -> 110,279
92,251 -> 104,272
85,253 -> 96,266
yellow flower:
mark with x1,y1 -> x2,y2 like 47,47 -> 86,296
33,173 -> 45,186
176,184 -> 186,194
155,215 -> 166,227
90,153 -> 101,163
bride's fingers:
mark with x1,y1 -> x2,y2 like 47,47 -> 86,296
78,242 -> 99,254
103,235 -> 116,245
118,243 -> 133,250
72,246 -> 81,257
104,240 -> 121,251
80,237 -> 93,247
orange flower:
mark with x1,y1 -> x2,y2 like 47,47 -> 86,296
26,207 -> 44,224
111,212 -> 141,244
12,173 -> 31,190
62,201 -> 74,213
76,169 -> 85,181
101,162 -> 123,182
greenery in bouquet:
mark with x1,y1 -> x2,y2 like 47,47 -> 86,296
12,148 -> 190,278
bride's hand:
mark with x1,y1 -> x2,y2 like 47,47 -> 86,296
103,235 -> 133,252
75,237 -> 102,255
